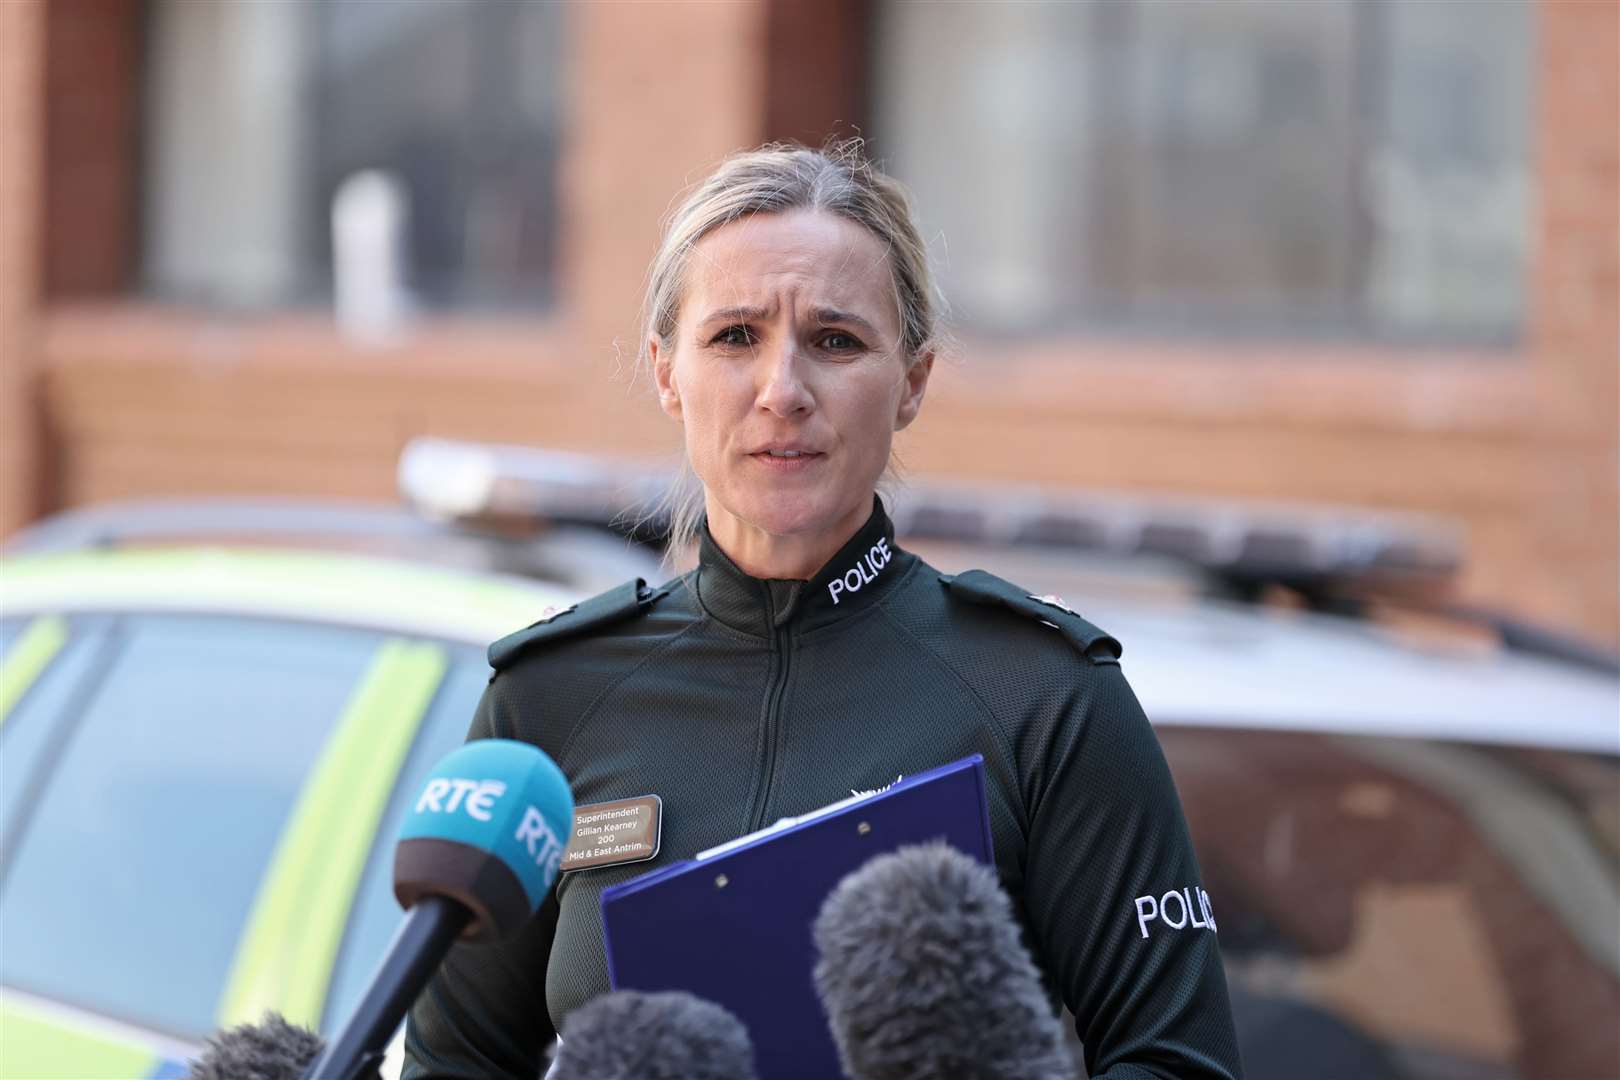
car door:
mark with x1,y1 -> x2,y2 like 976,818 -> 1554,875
1159,726 -> 1620,1080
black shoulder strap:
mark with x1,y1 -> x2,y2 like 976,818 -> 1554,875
940,569 -> 1122,666
489,578 -> 672,671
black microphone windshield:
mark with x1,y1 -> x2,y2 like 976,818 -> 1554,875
551,990 -> 758,1080
186,1013 -> 324,1080
813,841 -> 1073,1080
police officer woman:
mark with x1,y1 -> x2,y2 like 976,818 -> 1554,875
403,143 -> 1241,1079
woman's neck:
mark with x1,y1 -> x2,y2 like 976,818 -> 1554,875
705,498 -> 872,580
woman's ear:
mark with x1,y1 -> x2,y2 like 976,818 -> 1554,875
651,334 -> 682,421
894,350 -> 934,431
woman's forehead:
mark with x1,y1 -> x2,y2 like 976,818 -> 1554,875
683,210 -> 897,329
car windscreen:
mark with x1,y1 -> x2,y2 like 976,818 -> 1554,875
1,617 -> 112,835
0,614 -> 386,1040
0,618 -> 26,656
1159,727 -> 1620,1080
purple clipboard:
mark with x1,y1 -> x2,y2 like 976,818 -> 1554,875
600,755 -> 994,1080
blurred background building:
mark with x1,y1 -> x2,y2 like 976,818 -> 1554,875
0,0 -> 1614,647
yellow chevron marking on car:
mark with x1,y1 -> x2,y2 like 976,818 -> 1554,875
218,638 -> 449,1031
0,996 -> 160,1080
0,616 -> 68,728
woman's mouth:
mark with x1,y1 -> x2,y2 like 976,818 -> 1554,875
750,449 -> 825,468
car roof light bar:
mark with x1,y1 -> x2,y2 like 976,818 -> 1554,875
398,438 -> 672,534
400,438 -> 1463,592
886,484 -> 1463,589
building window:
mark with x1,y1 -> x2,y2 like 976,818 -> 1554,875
141,0 -> 565,313
873,0 -> 1532,345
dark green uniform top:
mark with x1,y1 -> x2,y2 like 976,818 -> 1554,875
403,500 -> 1241,1079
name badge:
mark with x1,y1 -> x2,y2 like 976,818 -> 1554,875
561,795 -> 663,872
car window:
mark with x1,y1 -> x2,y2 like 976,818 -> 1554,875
0,617 -> 112,834
1160,728 -> 1620,1080
322,655 -> 492,1030
0,614 -> 384,1040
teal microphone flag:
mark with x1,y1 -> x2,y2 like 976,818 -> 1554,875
311,739 -> 575,1080
395,738 -> 574,934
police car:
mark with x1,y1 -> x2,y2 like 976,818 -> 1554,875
1,440 -> 1615,1080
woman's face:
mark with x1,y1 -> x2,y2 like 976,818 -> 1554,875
651,209 -> 931,562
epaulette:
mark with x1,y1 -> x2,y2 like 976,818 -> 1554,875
940,570 -> 1121,666
489,578 -> 673,672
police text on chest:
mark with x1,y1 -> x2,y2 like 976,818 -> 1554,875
828,537 -> 893,604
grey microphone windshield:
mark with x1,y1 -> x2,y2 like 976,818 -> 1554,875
813,841 -> 1074,1080
185,1013 -> 324,1080
550,990 -> 758,1080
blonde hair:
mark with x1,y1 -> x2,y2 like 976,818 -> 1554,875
640,140 -> 946,563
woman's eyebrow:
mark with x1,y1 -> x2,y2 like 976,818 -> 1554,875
811,308 -> 881,339
699,305 -> 770,327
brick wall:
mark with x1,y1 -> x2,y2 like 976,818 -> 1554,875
1522,0 -> 1619,643
13,0 -> 1619,647
0,0 -> 45,537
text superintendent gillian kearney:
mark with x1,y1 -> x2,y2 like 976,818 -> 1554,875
403,143 -> 1242,1080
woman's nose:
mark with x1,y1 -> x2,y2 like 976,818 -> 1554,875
755,341 -> 814,417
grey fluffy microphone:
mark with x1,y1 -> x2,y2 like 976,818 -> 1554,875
813,842 -> 1074,1080
186,1014 -> 325,1080
549,990 -> 758,1080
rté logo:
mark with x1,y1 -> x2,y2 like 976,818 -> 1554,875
415,777 -> 506,821
415,775 -> 565,879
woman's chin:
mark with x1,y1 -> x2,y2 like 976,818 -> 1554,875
725,492 -> 858,543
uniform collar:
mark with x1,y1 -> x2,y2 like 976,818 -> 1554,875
696,497 -> 912,637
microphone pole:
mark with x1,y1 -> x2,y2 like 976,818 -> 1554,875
306,896 -> 470,1080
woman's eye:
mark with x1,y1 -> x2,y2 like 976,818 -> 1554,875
710,325 -> 754,347
819,332 -> 864,353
